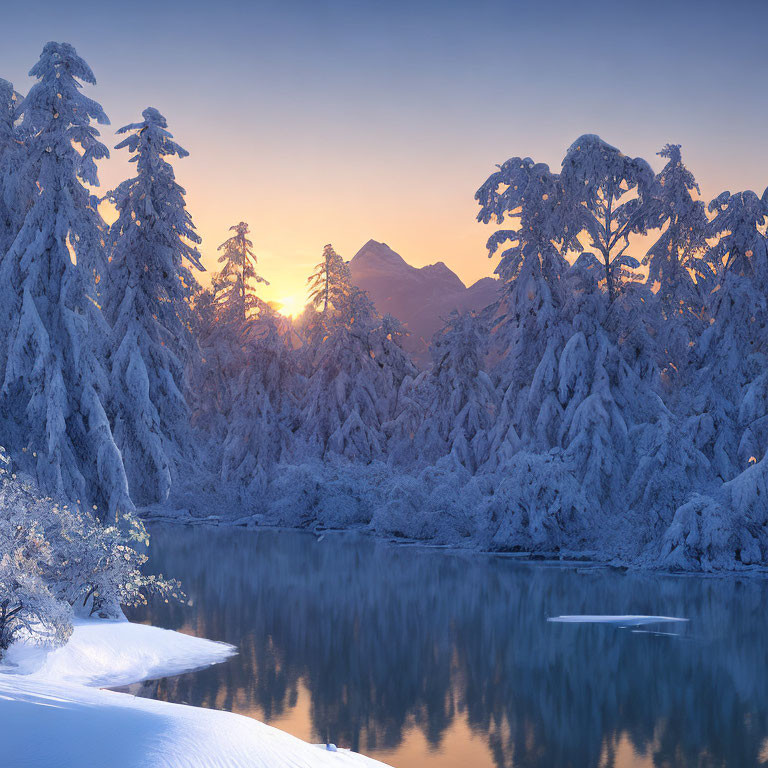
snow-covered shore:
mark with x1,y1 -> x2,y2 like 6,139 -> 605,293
0,619 -> 392,768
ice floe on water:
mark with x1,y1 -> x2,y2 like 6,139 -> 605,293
547,615 -> 688,626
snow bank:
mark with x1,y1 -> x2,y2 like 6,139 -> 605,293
0,675 -> 389,768
0,619 -> 391,768
2,618 -> 236,687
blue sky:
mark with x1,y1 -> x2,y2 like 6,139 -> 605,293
3,0 -> 767,305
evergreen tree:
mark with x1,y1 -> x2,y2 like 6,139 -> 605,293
643,144 -> 709,384
414,311 -> 498,473
560,134 -> 656,303
104,107 -> 204,505
189,274 -> 239,438
0,79 -> 21,255
220,309 -> 299,497
687,189 -> 768,480
216,221 -> 268,324
0,79 -> 24,385
371,314 -> 417,397
0,42 -> 129,517
297,287 -> 389,462
307,243 -> 352,319
475,156 -> 572,458
554,257 -> 631,504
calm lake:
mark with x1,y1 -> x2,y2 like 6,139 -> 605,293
125,525 -> 768,768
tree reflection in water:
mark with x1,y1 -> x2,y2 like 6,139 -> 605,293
125,526 -> 768,768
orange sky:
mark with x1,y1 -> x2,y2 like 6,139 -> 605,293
6,2 -> 768,317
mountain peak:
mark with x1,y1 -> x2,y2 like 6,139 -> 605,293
351,240 -> 410,269
348,240 -> 499,367
420,261 -> 466,290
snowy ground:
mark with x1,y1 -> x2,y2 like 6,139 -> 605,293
0,619 -> 392,768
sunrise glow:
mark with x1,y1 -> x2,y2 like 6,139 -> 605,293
276,295 -> 305,318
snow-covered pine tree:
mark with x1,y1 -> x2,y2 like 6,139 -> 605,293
476,157 -> 571,382
216,221 -> 268,325
554,255 -> 631,504
560,134 -> 656,303
220,307 -> 299,498
687,189 -> 768,481
307,243 -> 352,321
297,287 -> 389,462
189,274 -> 242,440
0,79 -> 21,255
104,107 -> 204,506
475,156 -> 572,458
414,311 -> 498,472
371,313 -> 417,400
0,42 -> 130,518
643,144 -> 709,386
554,137 -> 685,518
0,79 -> 24,386
374,314 -> 422,466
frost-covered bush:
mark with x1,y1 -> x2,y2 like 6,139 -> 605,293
476,451 -> 591,553
264,459 -> 387,529
0,493 -> 72,651
0,452 -> 180,655
655,494 -> 752,572
372,461 -> 477,542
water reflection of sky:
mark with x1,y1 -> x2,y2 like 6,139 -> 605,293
126,526 -> 768,768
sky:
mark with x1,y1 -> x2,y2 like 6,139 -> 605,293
3,0 -> 768,314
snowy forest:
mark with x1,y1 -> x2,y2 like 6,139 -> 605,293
1,40 -> 768,651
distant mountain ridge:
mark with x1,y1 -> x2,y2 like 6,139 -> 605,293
348,240 -> 499,366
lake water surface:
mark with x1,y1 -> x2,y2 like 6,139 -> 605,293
126,525 -> 768,768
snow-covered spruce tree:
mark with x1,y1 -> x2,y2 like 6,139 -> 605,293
0,79 -> 22,256
413,311 -> 498,473
371,313 -> 418,393
475,156 -> 572,458
306,243 -> 352,324
188,273 -> 239,439
681,189 -> 768,482
373,314 -> 421,466
216,221 -> 268,324
104,107 -> 204,506
553,256 -> 631,505
476,157 -> 572,384
220,307 -> 300,499
554,256 -> 705,537
553,137 -> 697,526
643,144 -> 709,386
195,224 -> 282,495
0,79 -> 24,386
297,287 -> 394,462
0,42 -> 130,518
560,134 -> 656,303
